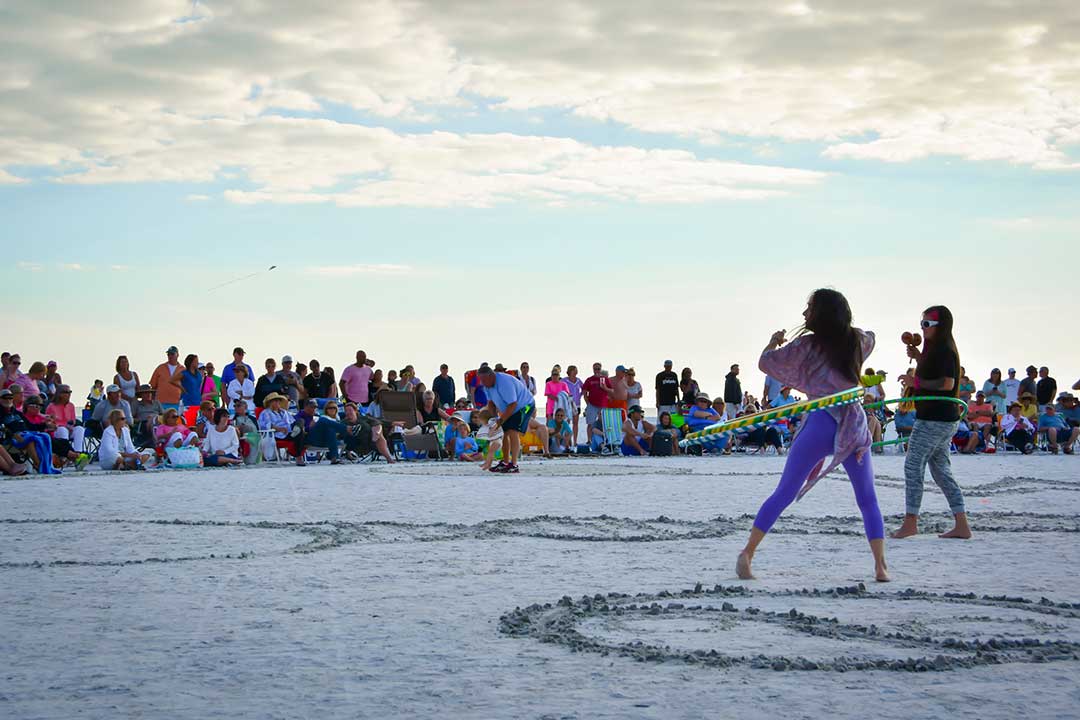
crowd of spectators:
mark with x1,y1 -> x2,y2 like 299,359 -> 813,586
1,346 -> 1077,476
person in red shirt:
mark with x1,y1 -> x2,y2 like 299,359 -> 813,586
582,362 -> 609,431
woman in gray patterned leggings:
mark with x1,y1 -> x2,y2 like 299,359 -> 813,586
891,306 -> 972,540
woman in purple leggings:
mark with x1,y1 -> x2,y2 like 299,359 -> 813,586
736,289 -> 889,583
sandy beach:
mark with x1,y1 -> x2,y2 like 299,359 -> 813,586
2,454 -> 1078,719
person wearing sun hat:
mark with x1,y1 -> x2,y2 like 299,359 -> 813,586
131,384 -> 163,446
257,392 -> 293,440
1017,391 -> 1039,423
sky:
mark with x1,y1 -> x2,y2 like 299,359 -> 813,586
2,0 -> 1079,403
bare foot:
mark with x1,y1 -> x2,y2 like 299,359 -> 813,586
736,551 -> 754,580
875,562 -> 891,583
890,516 -> 919,539
938,526 -> 972,539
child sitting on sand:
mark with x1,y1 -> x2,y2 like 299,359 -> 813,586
447,416 -> 483,462
474,408 -> 504,471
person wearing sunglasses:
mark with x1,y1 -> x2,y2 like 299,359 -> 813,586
893,307 -> 971,541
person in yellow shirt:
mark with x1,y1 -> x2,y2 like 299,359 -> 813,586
1018,392 -> 1040,424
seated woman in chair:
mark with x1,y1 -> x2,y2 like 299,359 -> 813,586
684,394 -> 722,433
257,393 -> 295,459
1001,403 -> 1036,454
23,395 -> 89,470
202,409 -> 243,466
155,407 -> 200,449
45,384 -> 87,457
0,388 -> 60,474
343,402 -> 394,463
656,412 -> 683,455
100,409 -> 151,471
417,391 -> 451,426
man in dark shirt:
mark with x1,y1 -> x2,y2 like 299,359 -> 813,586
303,359 -> 334,400
1018,365 -> 1038,401
432,364 -> 456,407
655,360 -> 679,419
1036,366 -> 1057,411
723,364 -> 742,421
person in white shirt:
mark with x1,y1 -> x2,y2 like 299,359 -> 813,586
99,409 -> 150,470
1003,368 -> 1022,405
1000,403 -> 1035,454
203,409 -> 243,466
227,365 -> 256,408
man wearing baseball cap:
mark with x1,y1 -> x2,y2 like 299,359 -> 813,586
150,346 -> 183,410
220,347 -> 253,388
90,383 -> 133,427
1002,368 -> 1021,405
656,360 -> 679,420
280,355 -> 302,405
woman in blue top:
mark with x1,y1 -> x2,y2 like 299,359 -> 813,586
179,354 -> 203,408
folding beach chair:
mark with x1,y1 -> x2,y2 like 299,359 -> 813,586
379,390 -> 441,459
600,407 -> 625,455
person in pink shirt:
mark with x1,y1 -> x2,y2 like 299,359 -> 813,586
340,350 -> 374,406
544,366 -> 571,419
45,384 -> 85,453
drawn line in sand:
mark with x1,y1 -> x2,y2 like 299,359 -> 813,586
2,511 -> 1076,568
500,584 -> 1080,672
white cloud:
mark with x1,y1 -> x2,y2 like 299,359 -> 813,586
306,263 -> 414,276
61,263 -> 88,271
185,194 -> 210,202
0,0 -> 1077,204
110,264 -> 132,271
16,261 -> 42,272
0,168 -> 24,184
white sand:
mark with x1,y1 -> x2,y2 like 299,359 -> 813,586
2,454 -> 1078,719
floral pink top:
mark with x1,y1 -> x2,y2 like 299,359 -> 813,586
759,329 -> 875,486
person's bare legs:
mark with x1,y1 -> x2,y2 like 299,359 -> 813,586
939,511 -> 973,539
571,412 -> 580,450
737,527 -> 766,579
870,538 -> 890,582
506,431 -> 521,465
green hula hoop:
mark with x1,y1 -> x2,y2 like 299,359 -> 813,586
867,396 -> 969,449
679,387 -> 866,448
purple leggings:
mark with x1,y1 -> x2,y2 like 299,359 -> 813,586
752,411 -> 884,540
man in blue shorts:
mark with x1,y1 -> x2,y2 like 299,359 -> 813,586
478,365 -> 534,473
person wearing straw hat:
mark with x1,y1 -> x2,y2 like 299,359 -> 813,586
257,392 -> 296,460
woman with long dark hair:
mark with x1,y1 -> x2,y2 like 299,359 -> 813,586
737,289 -> 888,582
892,306 -> 972,540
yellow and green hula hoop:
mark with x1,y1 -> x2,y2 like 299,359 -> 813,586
866,396 -> 969,449
678,387 -> 866,448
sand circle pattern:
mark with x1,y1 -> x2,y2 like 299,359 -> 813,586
0,519 -> 324,568
500,584 -> 1080,672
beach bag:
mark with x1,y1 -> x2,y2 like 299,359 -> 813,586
165,444 -> 203,468
260,434 -> 278,461
650,430 -> 674,457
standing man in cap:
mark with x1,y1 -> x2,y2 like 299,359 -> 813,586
340,350 -> 374,407
149,346 -> 183,411
478,365 -> 535,473
1018,366 -> 1038,402
724,364 -> 742,421
432,364 -> 456,408
220,347 -> 254,389
1002,368 -> 1021,405
655,360 -> 680,420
